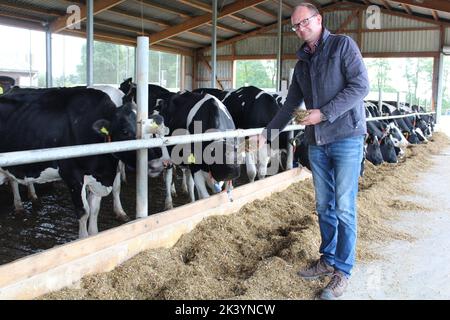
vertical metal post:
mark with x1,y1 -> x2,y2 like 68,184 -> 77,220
436,53 -> 444,123
397,92 -> 400,108
378,87 -> 383,114
45,27 -> 52,88
86,0 -> 94,86
276,0 -> 283,92
286,130 -> 294,170
211,0 -> 217,88
136,36 -> 149,218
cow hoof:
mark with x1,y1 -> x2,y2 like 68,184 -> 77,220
116,214 -> 131,222
164,202 -> 173,211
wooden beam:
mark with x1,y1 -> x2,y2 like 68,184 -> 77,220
109,7 -> 171,27
50,0 -> 126,33
339,1 -> 450,27
150,0 -> 268,44
213,22 -> 245,34
0,1 -> 61,17
388,0 -> 450,14
232,13 -> 265,28
177,0 -> 210,12
432,10 -> 439,21
380,0 -> 392,11
130,0 -> 190,18
363,51 -> 439,58
200,58 -> 224,89
0,11 -> 44,24
63,28 -> 194,56
251,5 -> 278,19
336,10 -> 358,34
401,3 -> 413,15
0,16 -> 45,31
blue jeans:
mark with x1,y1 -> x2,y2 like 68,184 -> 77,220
308,135 -> 364,277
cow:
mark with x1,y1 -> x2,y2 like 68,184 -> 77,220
160,91 -> 241,209
0,87 -> 167,238
221,86 -> 287,182
119,78 -> 175,113
0,86 -> 130,218
192,88 -> 229,101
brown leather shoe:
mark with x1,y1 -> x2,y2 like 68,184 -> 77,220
319,270 -> 349,300
297,258 -> 334,280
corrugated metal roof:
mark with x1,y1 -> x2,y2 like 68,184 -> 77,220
236,35 -> 278,55
323,10 -> 359,31
0,0 -> 449,57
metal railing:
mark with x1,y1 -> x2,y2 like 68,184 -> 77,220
0,112 -> 436,168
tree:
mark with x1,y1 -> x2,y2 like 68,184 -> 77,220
235,60 -> 276,89
404,58 -> 433,106
366,58 -> 395,92
76,41 -> 135,85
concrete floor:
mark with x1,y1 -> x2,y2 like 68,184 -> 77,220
343,118 -> 450,300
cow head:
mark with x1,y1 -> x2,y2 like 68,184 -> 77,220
365,134 -> 383,165
379,135 -> 397,164
92,102 -> 168,178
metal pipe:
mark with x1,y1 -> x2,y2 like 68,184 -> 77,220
286,130 -> 294,170
211,0 -> 218,88
378,87 -> 383,114
86,0 -> 94,86
276,0 -> 283,92
436,53 -> 444,123
45,27 -> 52,88
136,36 -> 149,218
396,92 -> 400,109
0,112 -> 436,168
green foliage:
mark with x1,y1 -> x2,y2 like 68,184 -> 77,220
76,41 -> 135,85
366,58 -> 396,92
235,60 -> 276,89
149,51 -> 180,89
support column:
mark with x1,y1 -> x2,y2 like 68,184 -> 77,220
211,0 -> 218,88
45,27 -> 53,88
86,0 -> 94,86
276,0 -> 283,92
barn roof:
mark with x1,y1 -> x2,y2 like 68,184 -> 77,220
0,0 -> 449,56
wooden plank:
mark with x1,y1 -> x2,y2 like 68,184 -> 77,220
200,58 -> 224,90
0,168 -> 311,299
336,10 -> 358,34
251,5 -> 278,19
130,0 -> 191,18
149,0 -> 268,44
50,0 -> 126,33
402,3 -> 413,15
432,10 -> 439,21
391,0 -> 450,13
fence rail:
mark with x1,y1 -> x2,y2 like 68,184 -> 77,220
0,112 -> 436,168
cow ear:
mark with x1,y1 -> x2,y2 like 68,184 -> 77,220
92,119 -> 111,138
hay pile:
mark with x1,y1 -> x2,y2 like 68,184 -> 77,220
42,133 -> 450,300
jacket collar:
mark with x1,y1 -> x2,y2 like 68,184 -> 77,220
296,28 -> 331,61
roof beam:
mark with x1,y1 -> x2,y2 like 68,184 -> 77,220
0,1 -> 61,17
130,0 -> 190,18
339,1 -> 450,26
336,10 -> 358,34
231,13 -> 265,27
380,0 -> 392,11
388,0 -> 450,13
401,3 -> 413,14
109,7 -> 171,27
150,0 -> 268,44
432,10 -> 439,21
273,0 -> 294,11
251,6 -> 278,19
50,0 -> 126,33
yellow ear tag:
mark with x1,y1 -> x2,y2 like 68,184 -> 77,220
100,127 -> 109,136
188,153 -> 196,164
150,121 -> 159,129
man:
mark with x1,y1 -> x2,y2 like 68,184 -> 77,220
256,3 -> 369,299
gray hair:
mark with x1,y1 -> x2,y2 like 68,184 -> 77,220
293,3 -> 320,16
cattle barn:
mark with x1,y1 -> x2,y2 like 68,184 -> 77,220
0,0 -> 449,300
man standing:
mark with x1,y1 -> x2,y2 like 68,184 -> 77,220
256,3 -> 369,299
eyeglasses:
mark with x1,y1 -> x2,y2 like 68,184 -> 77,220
291,14 -> 317,31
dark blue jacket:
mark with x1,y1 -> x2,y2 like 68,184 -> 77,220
265,28 -> 369,145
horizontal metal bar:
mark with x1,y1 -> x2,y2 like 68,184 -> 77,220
0,125 -> 304,168
0,111 -> 436,168
367,112 -> 435,122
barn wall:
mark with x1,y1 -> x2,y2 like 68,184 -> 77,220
184,55 -> 193,91
197,10 -> 445,90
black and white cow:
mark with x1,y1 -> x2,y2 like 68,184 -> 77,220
160,91 -> 241,209
0,87 -> 167,238
221,86 -> 287,182
192,88 -> 229,101
119,78 -> 175,114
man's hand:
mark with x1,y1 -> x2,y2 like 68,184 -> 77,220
300,109 -> 322,125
